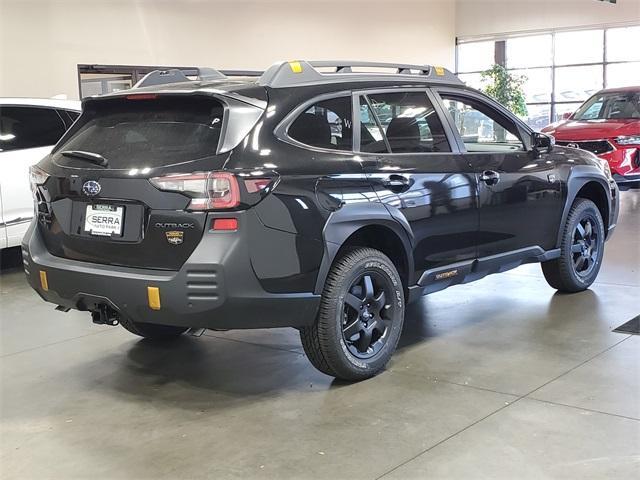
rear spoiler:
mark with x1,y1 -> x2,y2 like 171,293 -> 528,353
134,68 -> 263,88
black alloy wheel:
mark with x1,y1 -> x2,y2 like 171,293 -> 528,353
542,198 -> 605,293
300,247 -> 405,381
342,272 -> 394,359
571,215 -> 600,278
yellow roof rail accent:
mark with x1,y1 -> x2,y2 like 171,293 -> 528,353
289,61 -> 303,74
434,66 -> 445,76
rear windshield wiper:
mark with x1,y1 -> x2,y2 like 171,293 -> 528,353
60,150 -> 109,168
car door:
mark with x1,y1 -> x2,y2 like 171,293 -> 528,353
434,89 -> 565,259
0,105 -> 67,247
355,88 -> 479,290
0,184 -> 5,249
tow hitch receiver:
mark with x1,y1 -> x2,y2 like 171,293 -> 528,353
91,305 -> 120,326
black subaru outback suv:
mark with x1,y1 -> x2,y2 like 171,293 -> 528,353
24,61 -> 619,381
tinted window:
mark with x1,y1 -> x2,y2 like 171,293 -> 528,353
442,95 -> 525,152
54,96 -> 224,169
288,96 -> 353,150
0,106 -> 66,152
362,91 -> 450,153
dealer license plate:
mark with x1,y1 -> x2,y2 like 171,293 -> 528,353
84,204 -> 124,237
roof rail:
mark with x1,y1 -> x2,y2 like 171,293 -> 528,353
258,60 -> 462,88
134,67 -> 227,88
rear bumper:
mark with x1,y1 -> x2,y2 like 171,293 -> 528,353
21,213 -> 320,330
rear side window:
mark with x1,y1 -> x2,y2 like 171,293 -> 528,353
0,106 -> 66,152
360,91 -> 451,153
54,96 -> 224,169
288,96 -> 353,151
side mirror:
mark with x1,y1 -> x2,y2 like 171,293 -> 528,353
532,132 -> 555,154
561,112 -> 572,120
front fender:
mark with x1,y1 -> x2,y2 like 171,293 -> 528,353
556,164 -> 618,247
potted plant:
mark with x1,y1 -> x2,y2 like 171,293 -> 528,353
481,65 -> 528,141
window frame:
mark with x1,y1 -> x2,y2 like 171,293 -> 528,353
352,87 -> 461,156
432,87 -> 534,153
0,105 -> 69,152
275,91 -> 355,154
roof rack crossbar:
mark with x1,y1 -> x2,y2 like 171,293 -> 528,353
258,60 -> 462,88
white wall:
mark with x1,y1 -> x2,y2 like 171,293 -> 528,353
456,0 -> 640,39
0,0 -> 457,99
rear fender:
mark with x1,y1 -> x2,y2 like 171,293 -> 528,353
313,202 -> 414,294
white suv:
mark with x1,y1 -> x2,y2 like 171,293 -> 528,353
0,98 -> 81,249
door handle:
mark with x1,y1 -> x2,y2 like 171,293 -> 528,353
382,174 -> 411,192
480,170 -> 500,186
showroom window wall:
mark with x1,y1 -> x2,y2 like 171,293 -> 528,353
77,65 -> 200,98
456,24 -> 640,130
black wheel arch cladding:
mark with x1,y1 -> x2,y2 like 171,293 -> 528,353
313,202 -> 415,295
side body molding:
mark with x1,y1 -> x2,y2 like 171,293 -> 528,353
313,202 -> 415,294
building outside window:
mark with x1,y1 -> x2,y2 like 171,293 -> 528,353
456,24 -> 640,130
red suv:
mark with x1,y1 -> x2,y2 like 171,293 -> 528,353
542,87 -> 640,187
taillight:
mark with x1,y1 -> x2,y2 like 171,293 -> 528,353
29,165 -> 50,198
244,178 -> 271,193
126,93 -> 158,100
150,172 -> 240,210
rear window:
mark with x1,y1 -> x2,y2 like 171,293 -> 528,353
54,96 -> 224,169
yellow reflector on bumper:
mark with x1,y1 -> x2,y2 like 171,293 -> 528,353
39,270 -> 49,291
147,286 -> 161,310
289,61 -> 303,73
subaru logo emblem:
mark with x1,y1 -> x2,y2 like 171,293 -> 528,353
82,180 -> 101,196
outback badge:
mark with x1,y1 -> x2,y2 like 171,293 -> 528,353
165,231 -> 184,245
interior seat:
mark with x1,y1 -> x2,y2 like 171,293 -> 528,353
289,113 -> 332,148
385,117 -> 421,153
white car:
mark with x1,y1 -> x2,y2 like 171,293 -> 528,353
0,98 -> 81,249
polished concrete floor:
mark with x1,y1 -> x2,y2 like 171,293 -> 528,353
1,191 -> 638,479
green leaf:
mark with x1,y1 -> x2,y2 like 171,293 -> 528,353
480,64 -> 528,117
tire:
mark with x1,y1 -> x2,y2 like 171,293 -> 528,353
119,315 -> 187,339
300,247 -> 405,381
542,198 -> 605,293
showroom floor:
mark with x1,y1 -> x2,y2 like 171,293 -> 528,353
1,191 -> 638,480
